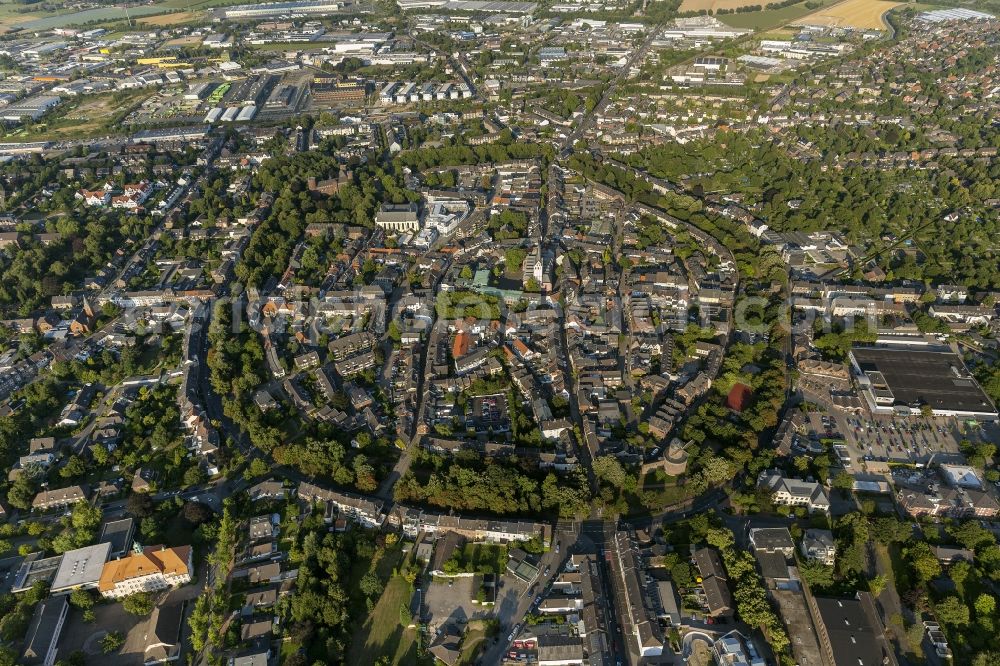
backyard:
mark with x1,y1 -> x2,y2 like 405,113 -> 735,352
347,542 -> 419,666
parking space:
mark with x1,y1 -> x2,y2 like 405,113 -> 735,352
797,410 -> 998,469
422,575 -> 485,633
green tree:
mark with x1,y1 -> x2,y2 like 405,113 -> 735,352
183,465 -> 207,487
593,456 -> 628,489
799,559 -> 835,589
69,589 -> 94,611
122,592 -> 155,616
832,471 -> 854,493
71,501 -> 102,533
706,527 -> 735,552
60,455 -> 86,479
974,593 -> 996,619
907,542 -> 942,582
936,596 -> 970,627
243,457 -> 270,480
7,474 -> 37,510
359,571 -> 383,599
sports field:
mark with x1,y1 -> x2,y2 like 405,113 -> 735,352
794,0 -> 901,29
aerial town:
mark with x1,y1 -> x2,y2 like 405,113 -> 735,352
0,0 -> 996,665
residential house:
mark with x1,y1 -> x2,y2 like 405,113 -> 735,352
758,470 -> 831,513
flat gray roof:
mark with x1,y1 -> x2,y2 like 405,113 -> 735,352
51,542 -> 111,592
852,346 -> 997,416
99,518 -> 135,557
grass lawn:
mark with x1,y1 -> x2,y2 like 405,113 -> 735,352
348,574 -> 418,665
279,639 -> 303,664
7,89 -> 150,141
459,624 -> 488,665
718,0 -> 841,30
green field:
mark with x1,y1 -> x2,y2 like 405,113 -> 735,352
459,624 -> 489,664
718,0 -> 841,30
348,574 -> 419,665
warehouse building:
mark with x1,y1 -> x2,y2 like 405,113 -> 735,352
849,345 -> 998,419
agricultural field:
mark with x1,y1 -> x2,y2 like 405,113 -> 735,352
160,0 -> 248,7
793,0 -> 902,29
12,5 -> 167,31
0,0 -> 39,33
139,11 -> 201,26
679,0 -> 770,11
717,0 -> 841,29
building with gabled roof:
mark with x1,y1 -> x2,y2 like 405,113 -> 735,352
144,601 -> 184,664
757,470 -> 830,513
21,596 -> 68,666
98,544 -> 193,598
32,485 -> 89,512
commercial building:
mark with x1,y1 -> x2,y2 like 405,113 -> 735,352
98,518 -> 136,558
813,594 -> 897,666
223,0 -> 358,19
849,345 -> 998,419
311,80 -> 366,105
2,95 -> 60,122
132,127 -> 210,148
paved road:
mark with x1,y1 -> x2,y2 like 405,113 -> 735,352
477,522 -> 591,666
560,24 -> 663,153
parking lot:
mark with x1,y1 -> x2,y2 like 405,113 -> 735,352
796,410 -> 1000,470
422,576 -> 485,633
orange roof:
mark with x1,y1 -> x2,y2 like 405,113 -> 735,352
99,545 -> 191,593
725,383 -> 753,413
452,331 -> 470,359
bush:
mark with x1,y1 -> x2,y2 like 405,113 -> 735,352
101,631 -> 124,653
